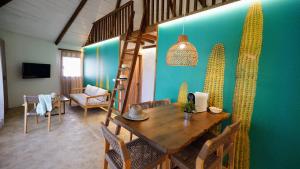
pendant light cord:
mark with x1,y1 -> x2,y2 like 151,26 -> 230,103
182,13 -> 186,35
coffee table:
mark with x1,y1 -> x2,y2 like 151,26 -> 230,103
60,95 -> 70,114
45,95 -> 70,117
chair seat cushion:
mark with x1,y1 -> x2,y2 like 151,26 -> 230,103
106,138 -> 165,169
70,93 -> 107,106
27,107 -> 60,116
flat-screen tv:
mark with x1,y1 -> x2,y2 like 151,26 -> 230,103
22,63 -> 51,79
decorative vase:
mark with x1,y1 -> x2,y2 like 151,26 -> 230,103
184,112 -> 192,120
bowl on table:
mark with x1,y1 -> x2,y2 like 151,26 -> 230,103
209,107 -> 222,114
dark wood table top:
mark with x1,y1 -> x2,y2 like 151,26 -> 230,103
114,104 -> 229,154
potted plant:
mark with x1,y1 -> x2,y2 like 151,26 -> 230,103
183,101 -> 195,120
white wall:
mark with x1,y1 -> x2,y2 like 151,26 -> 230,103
141,48 -> 156,102
0,29 -> 81,108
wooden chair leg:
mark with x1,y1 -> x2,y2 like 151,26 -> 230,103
59,106 -> 61,122
103,159 -> 108,169
24,113 -> 28,134
159,162 -> 163,169
103,140 -> 109,169
35,114 -> 39,125
228,148 -> 235,169
84,108 -> 87,122
164,157 -> 171,169
69,99 -> 72,106
130,132 -> 133,141
48,112 -> 51,132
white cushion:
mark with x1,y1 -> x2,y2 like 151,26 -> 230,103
84,84 -> 97,96
70,93 -> 107,106
84,85 -> 108,102
95,88 -> 108,102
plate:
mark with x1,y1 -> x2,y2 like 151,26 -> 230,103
122,113 -> 149,121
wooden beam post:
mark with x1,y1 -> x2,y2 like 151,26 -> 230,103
199,0 -> 207,8
0,0 -> 12,8
55,0 -> 88,45
212,0 -> 216,5
168,0 -> 177,17
116,0 -> 122,9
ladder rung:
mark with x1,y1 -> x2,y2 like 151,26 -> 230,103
123,57 -> 133,61
127,40 -> 137,44
119,67 -> 130,71
125,49 -> 135,52
116,78 -> 128,81
114,88 -> 125,91
118,69 -> 130,73
124,52 -> 134,55
128,37 -> 137,41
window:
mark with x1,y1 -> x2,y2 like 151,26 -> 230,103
62,57 -> 81,77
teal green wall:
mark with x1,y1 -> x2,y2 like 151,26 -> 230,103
83,37 -> 120,91
155,1 -> 300,168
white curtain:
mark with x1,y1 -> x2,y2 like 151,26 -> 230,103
60,50 -> 83,97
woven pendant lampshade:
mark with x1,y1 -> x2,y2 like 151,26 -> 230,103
166,35 -> 198,66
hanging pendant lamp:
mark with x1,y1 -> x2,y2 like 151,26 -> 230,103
166,15 -> 198,66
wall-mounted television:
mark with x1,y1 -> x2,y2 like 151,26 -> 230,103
22,63 -> 51,79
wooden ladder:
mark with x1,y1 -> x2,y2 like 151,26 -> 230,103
105,9 -> 147,134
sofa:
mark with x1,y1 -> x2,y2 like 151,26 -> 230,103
70,85 -> 111,120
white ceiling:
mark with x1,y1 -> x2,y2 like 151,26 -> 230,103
0,0 -> 224,47
0,0 -> 119,47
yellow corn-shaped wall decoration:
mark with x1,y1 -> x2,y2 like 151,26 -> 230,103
232,1 -> 263,169
96,47 -> 100,87
203,43 -> 225,109
177,82 -> 188,105
106,74 -> 110,90
99,57 -> 104,88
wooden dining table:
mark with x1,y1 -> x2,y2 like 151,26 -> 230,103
113,103 -> 229,168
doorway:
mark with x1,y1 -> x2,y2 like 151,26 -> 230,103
120,54 -> 142,111
117,47 -> 157,110
140,47 -> 156,102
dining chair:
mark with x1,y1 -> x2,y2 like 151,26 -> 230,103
100,123 -> 166,169
170,121 -> 240,169
130,99 -> 171,110
23,95 -> 61,133
223,121 -> 240,169
129,99 -> 171,141
152,99 -> 171,107
131,101 -> 152,109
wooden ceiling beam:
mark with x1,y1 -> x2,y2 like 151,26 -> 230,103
168,0 -> 177,17
55,0 -> 88,45
0,0 -> 12,8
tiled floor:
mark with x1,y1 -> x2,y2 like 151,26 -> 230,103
0,105 -> 130,169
